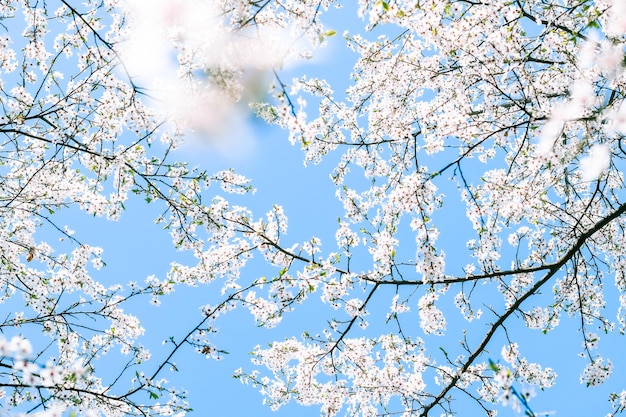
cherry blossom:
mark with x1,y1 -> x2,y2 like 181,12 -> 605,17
1,0 -> 626,416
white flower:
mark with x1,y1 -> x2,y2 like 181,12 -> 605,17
493,368 -> 512,389
0,337 -> 9,356
12,359 -> 39,385
581,358 -> 613,386
501,343 -> 519,364
597,41 -> 624,75
536,119 -> 563,156
568,80 -> 595,117
10,336 -> 32,358
418,292 -> 446,335
607,0 -> 626,36
498,387 -> 520,412
579,144 -> 611,181
40,363 -> 64,387
607,101 -> 626,134
520,385 -> 536,401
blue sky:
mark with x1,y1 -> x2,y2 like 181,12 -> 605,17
88,96 -> 626,417
10,2 -> 626,417
96,151 -> 626,417
159,10 -> 626,415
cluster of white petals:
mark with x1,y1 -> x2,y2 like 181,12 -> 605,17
239,0 -> 626,415
1,0 -> 626,416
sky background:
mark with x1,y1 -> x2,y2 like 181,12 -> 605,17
89,113 -> 626,417
12,2 -> 626,417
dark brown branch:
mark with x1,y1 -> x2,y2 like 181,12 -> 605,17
420,199 -> 626,416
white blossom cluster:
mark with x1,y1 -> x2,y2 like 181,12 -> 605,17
2,0 -> 626,416
581,358 -> 613,387
0,335 -> 86,387
0,0 -> 257,414
481,344 -> 555,416
0,335 -> 93,416
241,0 -> 626,415
237,333 -> 429,417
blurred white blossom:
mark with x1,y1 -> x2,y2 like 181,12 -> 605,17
580,144 -> 611,181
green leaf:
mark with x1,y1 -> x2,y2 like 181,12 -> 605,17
375,0 -> 389,11
324,29 -> 337,37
